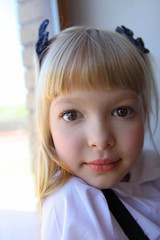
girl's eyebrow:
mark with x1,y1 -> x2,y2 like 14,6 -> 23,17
52,93 -> 140,108
115,94 -> 141,102
52,98 -> 78,106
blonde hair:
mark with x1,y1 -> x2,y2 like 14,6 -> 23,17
36,26 -> 158,205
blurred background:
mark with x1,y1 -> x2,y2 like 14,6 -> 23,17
0,0 -> 40,239
0,0 -> 159,239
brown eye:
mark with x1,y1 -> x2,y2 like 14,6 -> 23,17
61,110 -> 80,121
117,108 -> 128,117
113,107 -> 135,118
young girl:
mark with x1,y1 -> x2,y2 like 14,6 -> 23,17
36,20 -> 160,239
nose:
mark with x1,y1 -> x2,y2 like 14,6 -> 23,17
87,118 -> 115,151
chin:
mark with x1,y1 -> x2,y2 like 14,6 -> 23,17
87,178 -> 119,190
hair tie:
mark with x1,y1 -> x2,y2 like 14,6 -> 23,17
35,22 -> 149,66
35,19 -> 52,66
115,25 -> 149,54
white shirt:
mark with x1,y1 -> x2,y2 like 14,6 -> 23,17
41,150 -> 160,240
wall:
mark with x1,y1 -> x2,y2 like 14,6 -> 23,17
16,0 -> 60,174
67,0 -> 160,76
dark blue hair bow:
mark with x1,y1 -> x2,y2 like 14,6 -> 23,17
115,25 -> 149,54
35,19 -> 54,66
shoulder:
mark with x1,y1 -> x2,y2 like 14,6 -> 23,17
42,177 -> 104,239
43,176 -> 103,212
129,149 -> 160,184
41,176 -> 126,240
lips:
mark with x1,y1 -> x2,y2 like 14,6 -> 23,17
85,158 -> 120,172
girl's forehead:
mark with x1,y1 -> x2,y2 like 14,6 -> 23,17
50,88 -> 140,106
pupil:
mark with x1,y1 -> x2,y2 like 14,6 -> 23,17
118,108 -> 127,116
67,111 -> 77,120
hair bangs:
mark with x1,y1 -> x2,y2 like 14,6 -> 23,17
40,28 -> 147,100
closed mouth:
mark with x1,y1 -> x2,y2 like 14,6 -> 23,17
85,158 -> 121,172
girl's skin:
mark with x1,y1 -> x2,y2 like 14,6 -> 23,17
49,88 -> 145,189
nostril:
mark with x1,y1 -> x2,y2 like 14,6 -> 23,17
91,144 -> 96,148
90,142 -> 113,150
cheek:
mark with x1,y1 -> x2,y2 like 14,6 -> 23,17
51,128 -> 83,159
121,121 -> 144,153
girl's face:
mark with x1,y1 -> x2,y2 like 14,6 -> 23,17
49,88 -> 145,189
